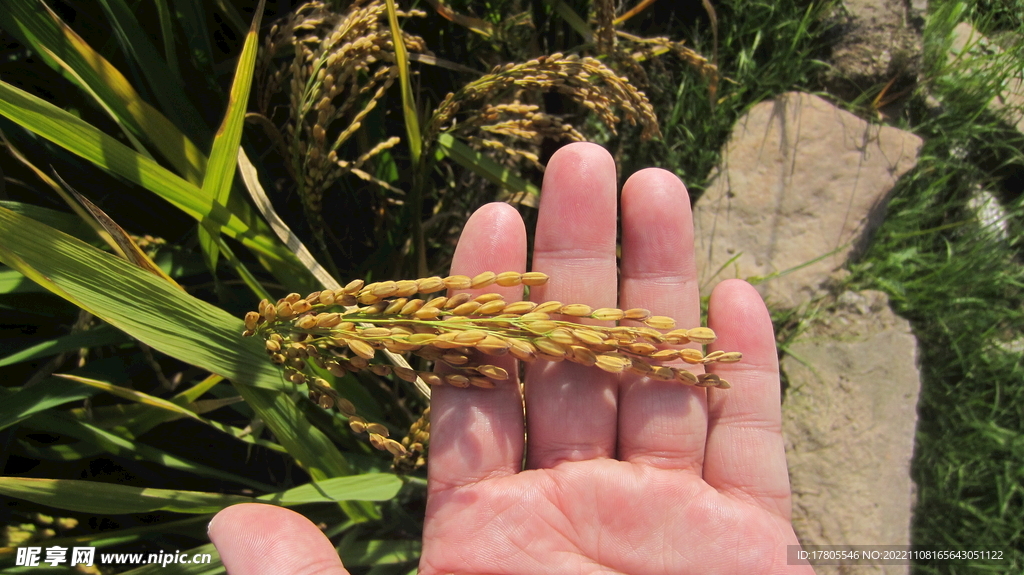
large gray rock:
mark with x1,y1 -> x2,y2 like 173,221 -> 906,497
827,0 -> 923,98
782,290 -> 921,575
948,22 -> 1024,134
693,92 -> 922,309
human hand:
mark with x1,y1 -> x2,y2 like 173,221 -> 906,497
209,142 -> 812,574
419,142 -> 810,574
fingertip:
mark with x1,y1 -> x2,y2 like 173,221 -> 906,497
708,279 -> 777,371
622,167 -> 689,197
209,503 -> 348,575
547,141 -> 613,167
451,202 -> 527,282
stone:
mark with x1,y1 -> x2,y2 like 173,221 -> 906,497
947,22 -> 1024,135
826,0 -> 924,99
693,92 -> 922,309
781,290 -> 921,575
966,185 -> 1010,243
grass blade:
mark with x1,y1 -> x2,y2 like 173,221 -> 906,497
0,477 -> 252,514
24,410 -> 274,491
384,0 -> 421,163
232,385 -> 380,521
198,0 -> 266,276
0,380 -> 97,433
0,206 -> 287,391
436,132 -> 539,207
0,323 -> 126,368
258,474 -> 403,504
0,0 -> 206,184
231,385 -> 350,480
57,373 -> 287,453
95,0 -> 208,145
0,473 -> 397,522
0,80 -> 317,292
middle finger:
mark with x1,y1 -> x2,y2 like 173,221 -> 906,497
525,143 -> 620,469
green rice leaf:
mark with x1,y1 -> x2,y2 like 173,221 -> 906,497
385,0 -> 422,163
0,473 -> 400,515
96,0 -> 209,146
198,0 -> 266,281
24,410 -> 274,491
0,324 -> 127,368
0,80 -> 317,292
0,477 -> 252,514
0,0 -> 206,183
0,268 -> 46,294
436,133 -> 539,206
0,206 -> 287,391
0,201 -> 101,244
259,474 -> 403,504
340,539 -> 420,567
58,373 -> 287,453
231,385 -> 351,479
0,379 -> 97,433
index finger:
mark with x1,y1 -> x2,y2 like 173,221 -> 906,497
426,203 -> 528,493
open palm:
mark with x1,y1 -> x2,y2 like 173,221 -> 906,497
209,143 -> 812,575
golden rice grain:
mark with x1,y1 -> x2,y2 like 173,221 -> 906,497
400,299 -> 426,315
384,298 -> 409,315
443,275 -> 472,290
476,300 -> 507,315
644,315 -> 676,330
451,301 -> 482,316
569,345 -> 598,366
245,311 -> 260,331
453,330 -> 488,344
623,308 -> 651,321
520,271 -> 549,286
473,293 -> 505,304
595,354 -> 629,373
679,348 -> 705,364
718,351 -> 743,363
503,301 -> 537,314
414,306 -> 442,320
416,276 -> 445,293
469,376 -> 495,388
496,271 -> 522,286
559,303 -> 593,317
420,372 -> 444,386
444,373 -> 470,387
591,307 -> 625,321
443,293 -> 471,309
347,339 -> 376,360
471,271 -> 497,288
533,301 -> 563,314
685,327 -> 716,344
675,369 -> 699,385
476,364 -> 509,380
342,279 -> 365,294
395,280 -> 419,297
476,335 -> 511,355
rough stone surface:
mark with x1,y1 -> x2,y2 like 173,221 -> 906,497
948,22 -> 1024,134
827,0 -> 923,97
782,290 -> 921,575
693,92 -> 922,309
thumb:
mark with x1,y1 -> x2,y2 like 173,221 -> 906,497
209,503 -> 349,575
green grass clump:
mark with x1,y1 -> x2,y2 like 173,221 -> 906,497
849,3 -> 1024,571
617,0 -> 837,199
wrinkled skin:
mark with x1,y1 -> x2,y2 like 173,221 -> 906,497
209,143 -> 815,575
